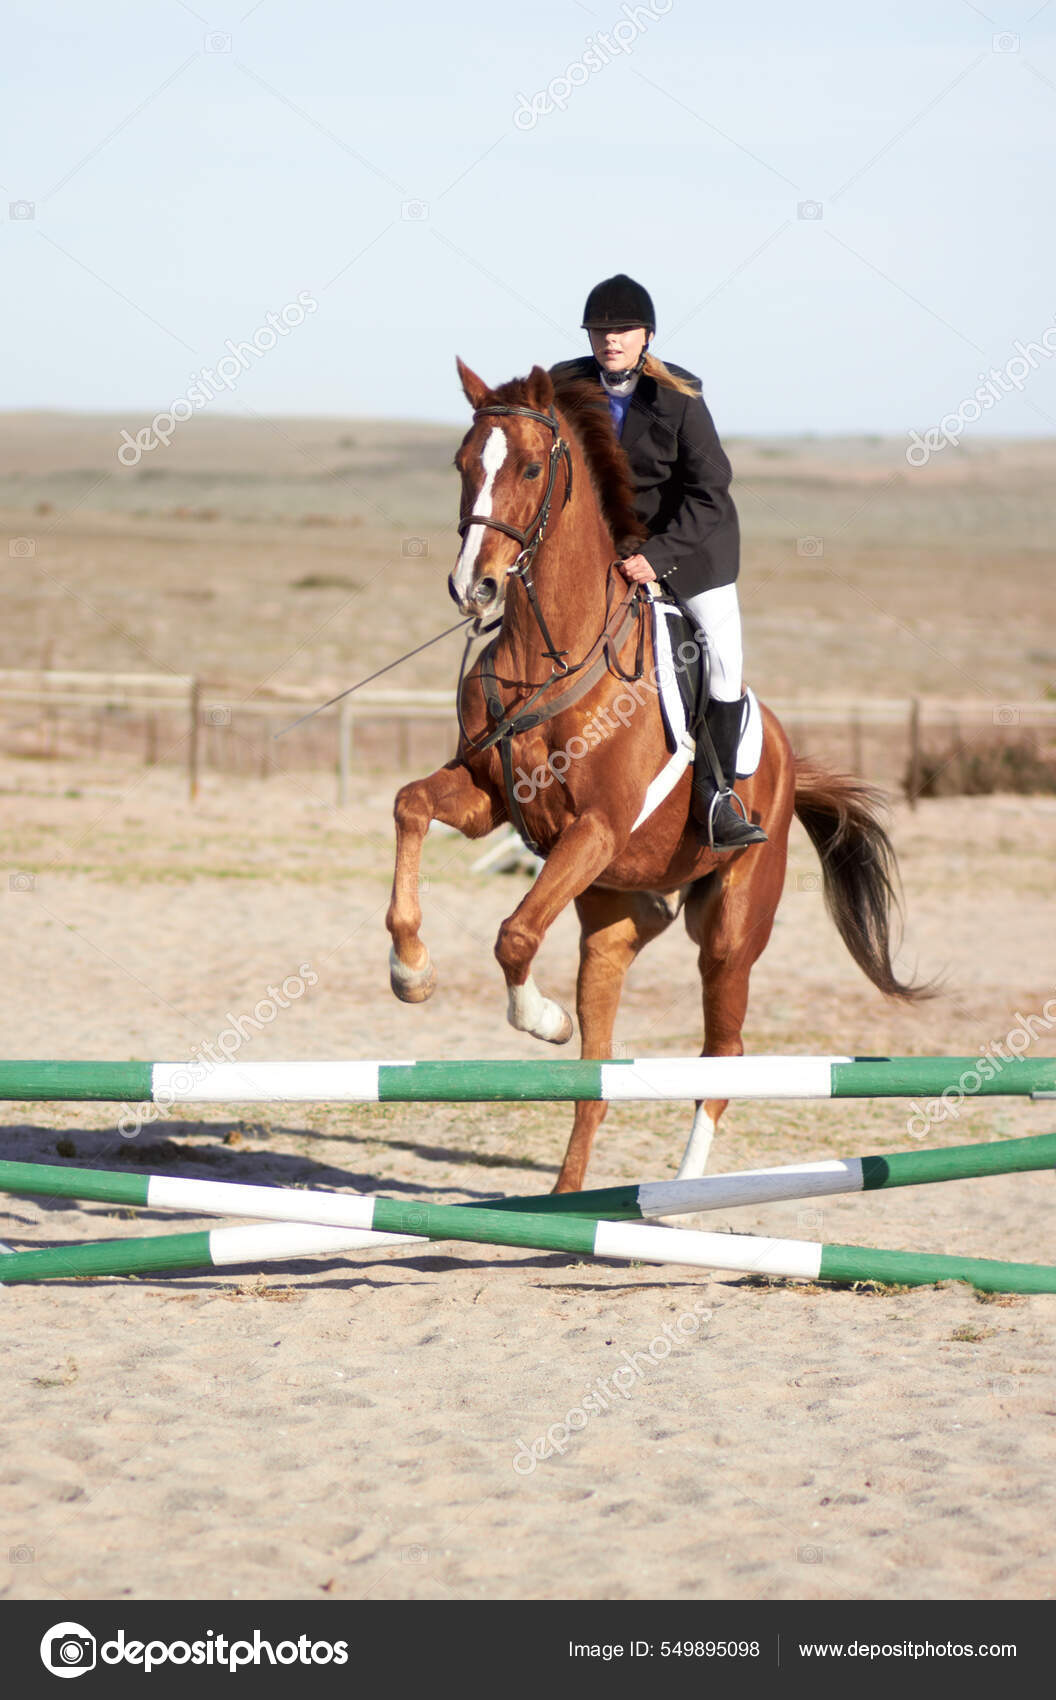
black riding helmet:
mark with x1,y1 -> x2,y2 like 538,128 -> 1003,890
582,275 -> 655,383
581,274 -> 656,331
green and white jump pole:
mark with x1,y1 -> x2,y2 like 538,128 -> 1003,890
0,1055 -> 1053,1103
0,1220 -> 411,1282
2,1130 -> 1056,1291
1,1199 -> 1053,1293
3,1128 -> 1056,1226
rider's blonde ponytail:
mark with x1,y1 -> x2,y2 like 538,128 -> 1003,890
642,352 -> 701,397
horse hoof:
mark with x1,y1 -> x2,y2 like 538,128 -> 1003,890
389,948 -> 437,1004
507,976 -> 574,1044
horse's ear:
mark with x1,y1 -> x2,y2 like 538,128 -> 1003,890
456,358 -> 491,411
525,364 -> 554,411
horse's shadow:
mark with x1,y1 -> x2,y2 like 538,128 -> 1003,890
0,1124 -> 743,1294
0,1114 -> 560,1236
0,1255 -> 721,1290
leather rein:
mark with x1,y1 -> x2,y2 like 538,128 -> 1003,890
455,400 -> 646,855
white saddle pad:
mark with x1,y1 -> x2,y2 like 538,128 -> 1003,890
631,601 -> 764,834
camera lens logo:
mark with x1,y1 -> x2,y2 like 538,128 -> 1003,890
40,1623 -> 96,1679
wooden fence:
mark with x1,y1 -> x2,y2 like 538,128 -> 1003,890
0,671 -> 1053,806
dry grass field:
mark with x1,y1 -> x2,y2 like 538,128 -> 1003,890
0,411 -> 1053,1603
2,410 -> 1055,702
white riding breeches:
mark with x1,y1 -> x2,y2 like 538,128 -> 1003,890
680,582 -> 743,702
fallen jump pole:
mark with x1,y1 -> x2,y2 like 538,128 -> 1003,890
2,1168 -> 1056,1292
3,1127 -> 1056,1229
0,1221 -> 416,1282
0,1055 -> 1054,1103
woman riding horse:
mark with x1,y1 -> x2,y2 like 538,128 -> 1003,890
387,339 -> 927,1191
550,273 -> 765,853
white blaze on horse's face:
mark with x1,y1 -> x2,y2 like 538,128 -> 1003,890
450,425 -> 509,615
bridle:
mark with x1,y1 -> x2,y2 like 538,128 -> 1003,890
457,402 -> 574,672
453,398 -> 648,855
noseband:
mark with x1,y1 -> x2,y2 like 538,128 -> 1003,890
457,403 -> 574,670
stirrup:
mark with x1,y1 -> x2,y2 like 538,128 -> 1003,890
703,787 -> 768,852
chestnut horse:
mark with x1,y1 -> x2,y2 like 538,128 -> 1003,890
386,360 -> 926,1192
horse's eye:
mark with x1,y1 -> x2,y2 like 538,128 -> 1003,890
524,463 -> 542,480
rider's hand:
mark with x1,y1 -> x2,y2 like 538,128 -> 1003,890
618,554 -> 657,584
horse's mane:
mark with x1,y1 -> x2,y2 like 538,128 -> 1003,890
489,372 -> 646,553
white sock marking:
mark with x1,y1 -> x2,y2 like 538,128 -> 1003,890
507,975 -> 571,1042
675,1105 -> 718,1179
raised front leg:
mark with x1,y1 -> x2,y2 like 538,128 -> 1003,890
495,809 -> 622,1044
553,887 -> 681,1193
387,760 -> 502,1003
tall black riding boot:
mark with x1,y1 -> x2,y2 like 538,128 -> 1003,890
691,695 -> 768,850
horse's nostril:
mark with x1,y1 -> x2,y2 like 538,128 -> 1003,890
476,577 -> 498,605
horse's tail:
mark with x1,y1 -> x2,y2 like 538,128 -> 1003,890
792,756 -> 935,1002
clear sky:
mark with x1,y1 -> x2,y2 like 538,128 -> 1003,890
3,0 -> 1056,434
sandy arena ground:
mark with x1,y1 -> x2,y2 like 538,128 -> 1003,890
1,754 -> 1054,1601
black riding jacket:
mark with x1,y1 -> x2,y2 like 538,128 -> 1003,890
550,356 -> 739,596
